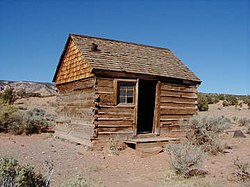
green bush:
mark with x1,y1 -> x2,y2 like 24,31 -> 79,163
166,142 -> 204,175
197,94 -> 209,111
0,88 -> 16,104
225,95 -> 238,106
0,157 -> 46,187
186,115 -> 231,155
0,103 -> 20,134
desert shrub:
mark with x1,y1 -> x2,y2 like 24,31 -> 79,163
233,157 -> 250,182
222,100 -> 230,107
225,95 -> 238,106
0,157 -> 46,187
206,95 -> 220,104
24,108 -> 49,135
0,103 -> 21,134
0,88 -> 16,104
16,89 -> 27,98
218,94 -> 225,101
166,142 -> 204,175
60,176 -> 90,187
197,94 -> 209,111
238,118 -> 250,127
0,105 -> 53,135
186,115 -> 231,154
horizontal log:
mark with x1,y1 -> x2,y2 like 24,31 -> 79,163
97,117 -> 133,121
160,106 -> 195,110
97,127 -> 132,133
97,131 -> 133,135
160,102 -> 196,108
160,108 -> 196,115
96,78 -> 114,87
160,90 -> 197,99
160,96 -> 196,103
160,114 -> 193,120
97,124 -> 132,128
161,84 -> 196,93
96,120 -> 133,126
96,86 -> 114,93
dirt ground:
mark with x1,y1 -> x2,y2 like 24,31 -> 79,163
0,99 -> 250,187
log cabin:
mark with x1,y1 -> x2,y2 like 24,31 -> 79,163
53,34 -> 201,148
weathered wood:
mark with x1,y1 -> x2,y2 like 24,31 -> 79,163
133,79 -> 139,135
160,102 -> 195,108
55,39 -> 94,84
160,90 -> 197,99
96,120 -> 133,126
113,79 -> 118,105
161,84 -> 196,93
160,108 -> 196,115
160,96 -> 196,103
153,81 -> 161,135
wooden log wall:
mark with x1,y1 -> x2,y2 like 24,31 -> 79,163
159,82 -> 198,137
94,77 -> 135,138
55,77 -> 96,144
55,39 -> 94,84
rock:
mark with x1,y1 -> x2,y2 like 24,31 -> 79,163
233,130 -> 246,138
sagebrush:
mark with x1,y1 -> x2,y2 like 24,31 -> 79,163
186,115 -> 231,154
166,142 -> 204,175
0,157 -> 47,187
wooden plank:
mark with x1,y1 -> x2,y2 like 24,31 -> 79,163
133,79 -> 139,135
161,84 -> 196,93
113,79 -> 118,106
160,102 -> 195,108
160,108 -> 196,115
96,120 -> 133,126
96,85 -> 114,93
160,114 -> 193,119
97,117 -> 133,121
96,78 -> 114,87
97,124 -> 132,128
160,96 -> 196,103
153,81 -> 161,135
160,90 -> 197,99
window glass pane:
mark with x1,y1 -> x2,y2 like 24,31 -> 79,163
119,96 -> 125,103
119,89 -> 126,97
127,90 -> 133,97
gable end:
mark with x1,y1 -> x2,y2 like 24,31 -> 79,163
53,36 -> 94,84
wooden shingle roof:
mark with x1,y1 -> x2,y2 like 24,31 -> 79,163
53,34 -> 201,83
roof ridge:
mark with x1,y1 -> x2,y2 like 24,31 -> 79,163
70,33 -> 171,51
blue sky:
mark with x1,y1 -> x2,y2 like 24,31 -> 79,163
0,0 -> 249,95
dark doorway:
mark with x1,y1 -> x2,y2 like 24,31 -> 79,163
137,80 -> 157,134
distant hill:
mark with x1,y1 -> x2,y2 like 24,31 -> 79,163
0,80 -> 57,96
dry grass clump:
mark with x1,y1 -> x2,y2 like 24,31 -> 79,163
186,115 -> 231,155
165,142 -> 204,175
233,157 -> 250,183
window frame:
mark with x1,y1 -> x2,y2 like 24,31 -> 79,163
114,79 -> 137,106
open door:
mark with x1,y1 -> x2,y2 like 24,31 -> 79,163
137,80 -> 157,134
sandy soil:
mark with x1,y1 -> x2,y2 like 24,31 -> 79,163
0,100 -> 250,187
